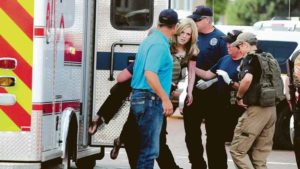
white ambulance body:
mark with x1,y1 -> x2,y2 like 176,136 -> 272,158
0,0 -> 168,168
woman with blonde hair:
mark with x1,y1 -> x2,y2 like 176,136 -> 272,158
170,18 -> 199,108
89,18 -> 199,169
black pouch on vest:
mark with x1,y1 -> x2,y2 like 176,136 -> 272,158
243,84 -> 260,106
259,87 -> 276,107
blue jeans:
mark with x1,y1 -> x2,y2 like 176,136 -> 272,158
130,89 -> 164,169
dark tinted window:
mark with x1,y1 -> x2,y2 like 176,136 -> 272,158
257,40 -> 298,73
111,0 -> 153,30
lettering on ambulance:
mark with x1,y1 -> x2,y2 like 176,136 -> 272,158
46,2 -> 51,31
57,0 -> 82,65
46,0 -> 54,44
46,1 -> 81,65
59,14 -> 78,64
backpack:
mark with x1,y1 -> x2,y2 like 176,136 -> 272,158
240,51 -> 285,107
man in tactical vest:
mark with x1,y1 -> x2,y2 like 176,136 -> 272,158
229,32 -> 277,169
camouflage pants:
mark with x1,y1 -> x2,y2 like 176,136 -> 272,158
230,106 -> 276,169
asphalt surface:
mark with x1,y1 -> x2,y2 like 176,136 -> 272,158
91,114 -> 297,169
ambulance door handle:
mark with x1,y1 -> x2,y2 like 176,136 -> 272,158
56,116 -> 59,131
46,29 -> 52,44
55,95 -> 62,99
109,42 -> 140,81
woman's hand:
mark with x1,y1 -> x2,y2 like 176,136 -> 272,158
186,92 -> 193,106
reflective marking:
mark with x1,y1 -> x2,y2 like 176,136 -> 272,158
17,0 -> 34,17
0,37 -> 32,88
0,9 -> 33,67
1,69 -> 32,114
0,109 -> 20,131
0,0 -> 33,39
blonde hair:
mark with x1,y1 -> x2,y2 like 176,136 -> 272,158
171,18 -> 199,64
294,53 -> 300,87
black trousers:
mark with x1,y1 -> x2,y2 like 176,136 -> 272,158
183,89 -> 228,169
95,81 -> 179,168
122,113 -> 180,169
294,110 -> 300,168
96,81 -> 131,123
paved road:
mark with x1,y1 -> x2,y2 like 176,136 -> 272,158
69,115 -> 297,169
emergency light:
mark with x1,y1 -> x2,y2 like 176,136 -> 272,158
0,76 -> 15,87
0,93 -> 16,106
0,58 -> 17,70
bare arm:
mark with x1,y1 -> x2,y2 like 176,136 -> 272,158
231,82 -> 240,90
195,67 -> 216,80
117,68 -> 132,83
186,61 -> 196,105
145,70 -> 173,116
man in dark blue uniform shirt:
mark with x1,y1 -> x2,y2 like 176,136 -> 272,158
186,5 -> 228,169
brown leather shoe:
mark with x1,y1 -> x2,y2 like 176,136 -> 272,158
110,137 -> 122,160
88,116 -> 103,135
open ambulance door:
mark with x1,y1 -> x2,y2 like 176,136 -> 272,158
90,0 -> 168,153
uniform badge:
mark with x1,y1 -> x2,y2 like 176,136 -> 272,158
210,38 -> 218,46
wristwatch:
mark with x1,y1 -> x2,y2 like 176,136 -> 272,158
236,96 -> 243,101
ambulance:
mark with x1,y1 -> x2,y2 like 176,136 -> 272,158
0,0 -> 168,168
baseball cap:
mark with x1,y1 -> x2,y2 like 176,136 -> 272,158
232,32 -> 258,47
159,9 -> 178,26
188,5 -> 213,22
222,30 -> 243,43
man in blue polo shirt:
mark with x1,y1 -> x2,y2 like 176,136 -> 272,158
186,5 -> 228,169
130,9 -> 178,169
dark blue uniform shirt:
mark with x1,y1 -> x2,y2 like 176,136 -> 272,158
210,55 -> 242,97
196,28 -> 228,71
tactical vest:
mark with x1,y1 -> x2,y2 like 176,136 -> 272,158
239,51 -> 285,107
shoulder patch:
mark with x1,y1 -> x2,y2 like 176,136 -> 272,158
210,38 -> 218,46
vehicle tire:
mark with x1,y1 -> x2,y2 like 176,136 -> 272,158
75,156 -> 96,169
273,100 -> 293,150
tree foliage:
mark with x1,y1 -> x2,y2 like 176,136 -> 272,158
225,0 -> 300,25
206,0 -> 229,23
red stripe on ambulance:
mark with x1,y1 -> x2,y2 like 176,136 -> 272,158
34,27 -> 45,37
32,101 -> 81,114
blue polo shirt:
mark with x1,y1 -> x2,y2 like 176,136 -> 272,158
210,55 -> 242,97
196,28 -> 228,71
131,30 -> 173,95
